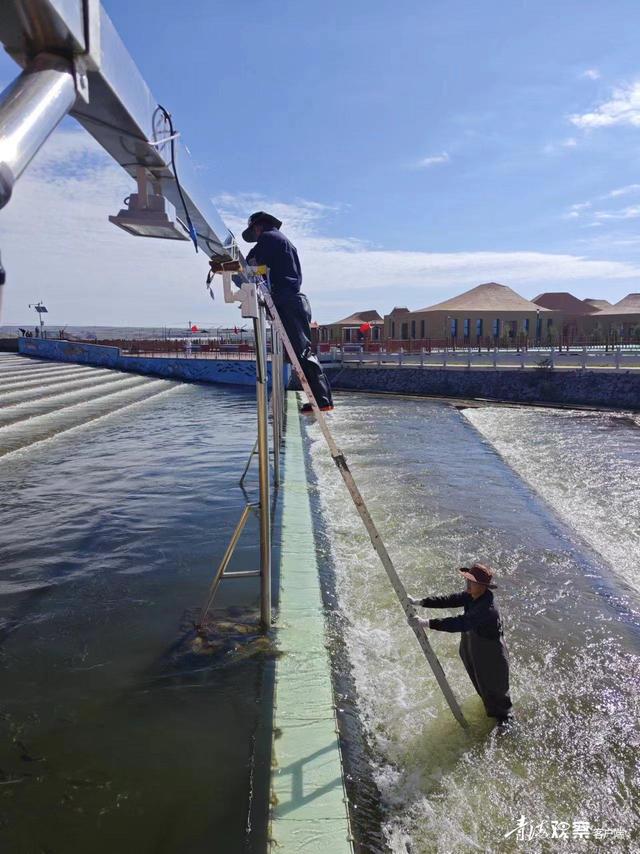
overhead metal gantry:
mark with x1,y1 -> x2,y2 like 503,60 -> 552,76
0,0 -> 240,259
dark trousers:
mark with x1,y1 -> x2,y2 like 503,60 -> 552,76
459,631 -> 513,719
273,292 -> 333,408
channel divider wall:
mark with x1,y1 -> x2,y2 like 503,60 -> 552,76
270,392 -> 353,853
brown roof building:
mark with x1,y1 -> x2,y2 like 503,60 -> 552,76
385,282 -> 554,344
320,287 -> 640,350
585,293 -> 640,340
317,309 -> 384,344
583,298 -> 612,310
533,292 -> 599,315
608,293 -> 640,311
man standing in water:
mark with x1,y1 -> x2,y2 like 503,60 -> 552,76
211,211 -> 333,414
408,563 -> 513,723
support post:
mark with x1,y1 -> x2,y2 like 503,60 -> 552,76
199,504 -> 253,623
271,326 -> 283,487
254,304 -> 272,629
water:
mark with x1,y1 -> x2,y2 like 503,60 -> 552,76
464,405 -> 640,597
0,355 -> 272,853
306,393 -> 639,853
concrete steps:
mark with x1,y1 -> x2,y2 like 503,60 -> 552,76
0,354 -> 178,458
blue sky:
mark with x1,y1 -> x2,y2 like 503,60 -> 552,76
3,0 -> 640,326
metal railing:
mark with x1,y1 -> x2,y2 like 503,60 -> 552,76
318,334 -> 640,355
335,344 -> 640,371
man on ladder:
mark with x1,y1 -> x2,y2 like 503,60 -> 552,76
211,211 -> 334,414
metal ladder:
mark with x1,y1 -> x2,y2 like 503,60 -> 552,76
214,267 -> 468,730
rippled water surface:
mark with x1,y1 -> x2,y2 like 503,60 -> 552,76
464,405 -> 640,596
0,355 -> 271,853
306,393 -> 639,853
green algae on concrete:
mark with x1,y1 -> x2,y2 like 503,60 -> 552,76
270,393 -> 353,853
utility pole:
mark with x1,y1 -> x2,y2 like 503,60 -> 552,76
28,301 -> 48,337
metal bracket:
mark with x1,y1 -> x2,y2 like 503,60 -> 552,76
73,57 -> 90,104
221,272 -> 259,320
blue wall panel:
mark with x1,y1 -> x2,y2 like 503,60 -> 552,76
17,338 -> 289,389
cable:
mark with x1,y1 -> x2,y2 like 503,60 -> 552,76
156,104 -> 198,253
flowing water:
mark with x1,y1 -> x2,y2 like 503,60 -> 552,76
306,393 -> 639,853
0,355 -> 273,853
2,354 -> 639,853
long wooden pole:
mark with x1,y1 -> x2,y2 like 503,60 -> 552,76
259,284 -> 468,729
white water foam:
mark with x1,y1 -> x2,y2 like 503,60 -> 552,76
464,405 -> 640,596
306,395 -> 639,853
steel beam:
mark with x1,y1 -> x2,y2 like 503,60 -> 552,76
0,0 -> 239,259
0,53 -> 77,208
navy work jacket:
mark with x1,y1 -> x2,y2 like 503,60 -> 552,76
420,589 -> 504,641
246,227 -> 302,301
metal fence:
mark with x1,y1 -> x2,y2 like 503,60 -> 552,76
317,334 -> 640,355
332,345 -> 640,371
35,335 -> 261,359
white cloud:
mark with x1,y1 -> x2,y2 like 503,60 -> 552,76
563,201 -> 591,219
213,193 -> 338,240
581,68 -> 601,81
593,204 -> 640,220
543,138 -> 578,154
606,183 -> 640,198
415,152 -> 450,168
570,80 -> 640,129
2,128 -> 640,326
564,187 -> 640,225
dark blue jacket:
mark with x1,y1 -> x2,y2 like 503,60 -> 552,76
246,227 -> 302,301
420,589 -> 504,641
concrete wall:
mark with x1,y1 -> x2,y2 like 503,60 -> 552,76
320,365 -> 640,410
18,337 -> 289,389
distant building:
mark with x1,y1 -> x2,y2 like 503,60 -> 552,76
583,298 -> 612,311
321,286 -> 640,350
384,307 -> 412,340
533,292 -> 600,342
385,283 -> 552,345
317,310 -> 384,345
587,293 -> 640,342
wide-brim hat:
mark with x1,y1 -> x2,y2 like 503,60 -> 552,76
459,563 -> 497,588
242,211 -> 283,243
